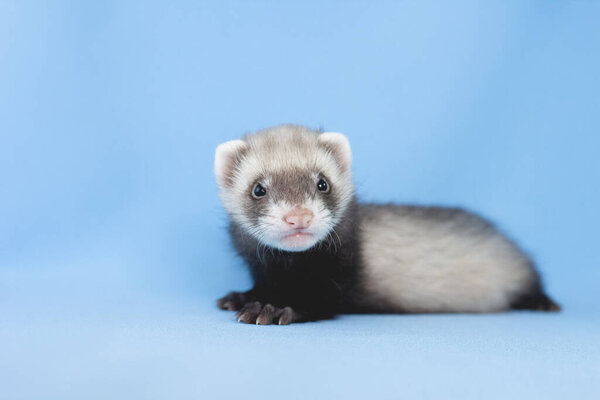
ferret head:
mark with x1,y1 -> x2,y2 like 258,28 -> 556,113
214,125 -> 354,252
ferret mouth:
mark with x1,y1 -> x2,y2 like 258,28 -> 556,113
278,230 -> 316,250
281,230 -> 314,240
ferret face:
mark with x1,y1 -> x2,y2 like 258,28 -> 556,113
214,125 -> 354,252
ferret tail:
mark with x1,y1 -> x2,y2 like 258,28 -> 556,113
510,290 -> 561,312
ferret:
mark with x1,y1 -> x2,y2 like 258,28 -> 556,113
214,124 -> 560,325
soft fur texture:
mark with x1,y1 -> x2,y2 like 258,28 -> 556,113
214,125 -> 560,325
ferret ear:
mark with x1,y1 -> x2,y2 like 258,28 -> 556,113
318,132 -> 352,171
214,139 -> 247,187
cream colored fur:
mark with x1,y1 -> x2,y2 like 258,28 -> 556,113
359,206 -> 536,312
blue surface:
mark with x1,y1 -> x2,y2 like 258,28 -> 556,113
1,1 -> 599,399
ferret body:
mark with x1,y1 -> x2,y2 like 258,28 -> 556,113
214,125 -> 559,324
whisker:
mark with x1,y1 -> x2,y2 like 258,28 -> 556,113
331,226 -> 342,251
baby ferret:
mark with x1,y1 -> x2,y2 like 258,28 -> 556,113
214,124 -> 560,325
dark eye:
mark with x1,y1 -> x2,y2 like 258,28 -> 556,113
252,183 -> 267,198
317,178 -> 330,193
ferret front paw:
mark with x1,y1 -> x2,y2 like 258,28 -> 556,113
216,291 -> 254,311
235,301 -> 303,325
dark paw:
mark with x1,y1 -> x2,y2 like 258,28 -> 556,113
235,301 -> 303,325
216,291 -> 252,311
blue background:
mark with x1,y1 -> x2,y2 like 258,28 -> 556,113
1,1 -> 599,398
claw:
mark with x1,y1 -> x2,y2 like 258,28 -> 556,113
278,307 -> 294,325
256,304 -> 276,325
236,301 -> 262,324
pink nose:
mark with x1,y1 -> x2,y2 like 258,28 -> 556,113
283,207 -> 314,229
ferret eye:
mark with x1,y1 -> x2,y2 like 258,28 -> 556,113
317,178 -> 330,193
252,183 -> 267,198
